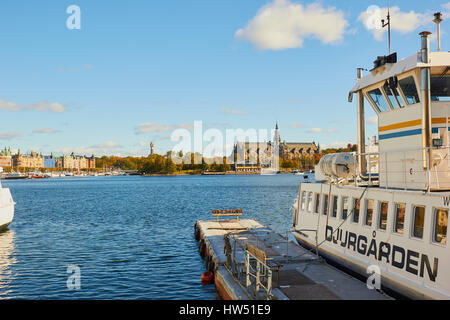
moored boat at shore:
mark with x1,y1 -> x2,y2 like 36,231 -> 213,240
0,168 -> 15,230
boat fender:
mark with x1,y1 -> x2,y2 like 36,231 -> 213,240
201,271 -> 214,284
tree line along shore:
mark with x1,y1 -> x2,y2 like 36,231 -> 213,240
1,145 -> 357,175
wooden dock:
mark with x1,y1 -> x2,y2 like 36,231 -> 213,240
194,218 -> 391,300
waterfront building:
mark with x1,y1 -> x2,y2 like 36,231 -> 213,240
12,151 -> 44,168
0,147 -> 12,167
232,124 -> 320,171
87,155 -> 96,169
55,153 -> 95,170
44,154 -> 56,168
5,150 -> 96,170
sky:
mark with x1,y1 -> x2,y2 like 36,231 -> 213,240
0,0 -> 449,157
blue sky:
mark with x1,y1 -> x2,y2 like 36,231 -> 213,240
0,0 -> 449,156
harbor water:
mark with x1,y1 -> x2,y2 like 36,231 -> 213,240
0,175 -> 300,299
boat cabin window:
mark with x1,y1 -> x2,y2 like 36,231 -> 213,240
342,197 -> 349,220
378,201 -> 388,230
398,76 -> 420,105
383,81 -> 403,108
307,192 -> 313,212
368,88 -> 390,112
331,195 -> 338,218
301,191 -> 306,210
394,203 -> 405,234
314,193 -> 320,214
413,206 -> 425,239
323,194 -> 328,216
352,198 -> 360,223
434,208 -> 448,245
365,199 -> 374,226
431,76 -> 450,102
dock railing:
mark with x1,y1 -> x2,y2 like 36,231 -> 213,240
245,243 -> 273,299
224,235 -> 275,299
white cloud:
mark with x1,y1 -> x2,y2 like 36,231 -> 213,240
54,141 -> 122,156
91,141 -> 121,149
290,122 -> 304,129
307,127 -> 323,133
0,132 -> 22,140
367,115 -> 378,124
321,141 -> 353,149
235,0 -> 348,50
0,99 -> 66,113
135,123 -> 193,134
358,6 -> 433,41
25,101 -> 66,113
32,128 -> 60,134
0,100 -> 20,111
220,108 -> 248,115
57,64 -> 95,73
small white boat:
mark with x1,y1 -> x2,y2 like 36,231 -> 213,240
0,168 -> 15,230
3,170 -> 28,180
294,170 -> 315,183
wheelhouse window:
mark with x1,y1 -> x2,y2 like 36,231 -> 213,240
394,203 -> 405,234
314,193 -> 320,214
434,208 -> 448,244
398,76 -> 420,105
301,191 -> 306,210
379,201 -> 388,230
352,198 -> 360,223
368,88 -> 390,112
413,206 -> 425,239
342,197 -> 349,220
431,76 -> 450,102
331,195 -> 338,218
323,194 -> 328,216
365,199 -> 373,226
307,192 -> 313,212
383,81 -> 404,108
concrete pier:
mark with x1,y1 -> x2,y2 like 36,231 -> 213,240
194,218 -> 391,300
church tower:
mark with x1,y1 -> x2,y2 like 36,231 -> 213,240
272,123 -> 280,170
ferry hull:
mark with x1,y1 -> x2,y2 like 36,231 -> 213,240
291,231 -> 428,300
292,182 -> 450,300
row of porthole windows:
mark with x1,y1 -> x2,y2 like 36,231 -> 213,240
300,191 -> 448,245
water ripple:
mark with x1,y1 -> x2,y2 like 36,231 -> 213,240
0,175 -> 300,299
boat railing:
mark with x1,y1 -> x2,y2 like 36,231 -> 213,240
353,146 -> 450,191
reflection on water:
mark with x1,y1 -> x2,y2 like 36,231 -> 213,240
0,229 -> 15,298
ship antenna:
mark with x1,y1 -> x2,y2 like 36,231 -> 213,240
433,12 -> 443,52
381,0 -> 391,55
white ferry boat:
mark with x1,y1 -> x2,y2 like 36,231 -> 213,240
0,168 -> 15,230
292,16 -> 450,299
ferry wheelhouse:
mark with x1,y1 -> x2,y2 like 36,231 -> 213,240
292,27 -> 450,299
